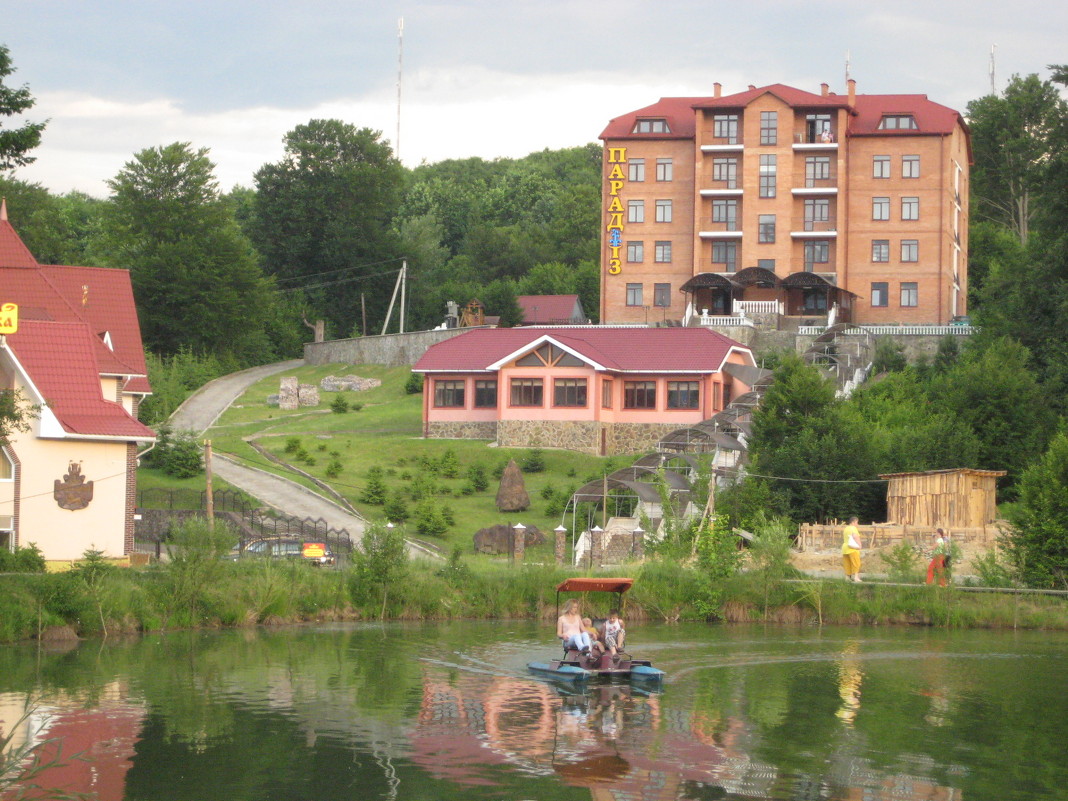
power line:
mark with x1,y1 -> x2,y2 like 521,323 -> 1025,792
273,256 -> 407,286
717,467 -> 889,484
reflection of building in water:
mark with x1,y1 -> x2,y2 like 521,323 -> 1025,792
0,685 -> 145,801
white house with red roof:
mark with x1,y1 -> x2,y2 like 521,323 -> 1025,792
0,201 -> 154,562
413,326 -> 756,456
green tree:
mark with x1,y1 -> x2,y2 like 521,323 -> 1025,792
1004,430 -> 1068,588
101,142 -> 281,363
0,45 -> 45,169
253,120 -> 404,333
967,73 -> 1067,246
353,520 -> 408,618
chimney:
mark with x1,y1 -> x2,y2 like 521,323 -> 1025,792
848,78 -> 856,105
0,197 -> 6,221
713,82 -> 721,98
821,82 -> 829,97
748,84 -> 756,91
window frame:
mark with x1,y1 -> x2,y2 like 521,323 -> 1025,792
871,282 -> 889,308
509,378 -> 544,407
872,197 -> 890,221
804,240 -> 829,269
653,283 -> 671,307
433,379 -> 466,408
626,241 -> 644,263
711,241 -> 737,272
713,114 -> 739,143
872,239 -> 890,262
902,155 -> 920,178
623,380 -> 657,410
625,283 -> 643,306
758,214 -> 776,243
901,239 -> 919,262
601,378 -> 613,410
901,196 -> 919,221
667,380 -> 700,410
655,158 -> 673,181
900,282 -> 918,307
474,379 -> 497,408
627,199 -> 644,223
655,199 -> 672,223
759,154 -> 777,198
627,158 -> 645,182
654,241 -> 672,263
759,111 -> 778,145
873,155 -> 890,179
553,378 -> 588,408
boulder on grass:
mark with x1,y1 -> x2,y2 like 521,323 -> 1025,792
473,523 -> 545,555
495,459 -> 530,512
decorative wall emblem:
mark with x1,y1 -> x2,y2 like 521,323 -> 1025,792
54,462 -> 94,510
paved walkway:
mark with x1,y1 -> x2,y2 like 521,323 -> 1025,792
168,359 -> 368,540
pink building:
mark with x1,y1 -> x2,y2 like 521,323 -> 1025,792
413,326 -> 756,456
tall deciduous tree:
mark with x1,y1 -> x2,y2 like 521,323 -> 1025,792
102,142 -> 279,363
1004,430 -> 1068,588
967,73 -> 1067,246
0,45 -> 46,169
252,120 -> 404,333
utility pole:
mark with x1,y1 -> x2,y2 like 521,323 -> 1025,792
204,439 -> 215,531
361,293 -> 367,338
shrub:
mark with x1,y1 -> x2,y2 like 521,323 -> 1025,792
330,395 -> 349,414
521,448 -> 546,473
361,466 -> 388,505
466,463 -> 489,492
325,459 -> 343,479
882,541 -> 923,583
404,371 -> 424,394
284,437 -> 301,454
317,443 -> 328,451
440,448 -> 460,479
147,425 -> 204,478
413,499 -> 449,537
0,543 -> 45,573
383,491 -> 410,523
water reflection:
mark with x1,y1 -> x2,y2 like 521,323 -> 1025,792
1,625 -> 1065,800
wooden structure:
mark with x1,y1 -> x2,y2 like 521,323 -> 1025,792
880,468 -> 1005,529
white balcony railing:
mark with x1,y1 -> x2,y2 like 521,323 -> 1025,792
698,312 -> 754,327
733,299 -> 783,315
798,324 -> 980,336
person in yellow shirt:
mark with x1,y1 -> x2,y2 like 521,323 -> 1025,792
841,516 -> 861,582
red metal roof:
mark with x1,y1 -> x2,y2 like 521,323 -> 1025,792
413,327 -> 750,374
601,83 -> 966,141
0,217 -> 40,268
10,320 -> 154,439
516,294 -> 583,325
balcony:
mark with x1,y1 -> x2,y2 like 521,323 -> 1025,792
700,135 -> 744,152
791,219 -> 838,238
698,218 -> 743,238
792,131 -> 838,151
792,174 -> 839,195
699,177 -> 743,197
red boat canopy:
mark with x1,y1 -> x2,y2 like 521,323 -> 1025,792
556,577 -> 634,594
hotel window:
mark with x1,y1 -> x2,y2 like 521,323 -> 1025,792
433,379 -> 465,408
627,241 -> 644,262
510,378 -> 543,406
760,111 -> 778,145
654,241 -> 672,263
653,283 -> 671,307
804,198 -> 830,230
871,282 -> 889,307
901,197 -> 919,220
655,199 -> 673,223
878,115 -> 917,130
712,199 -> 738,230
627,199 -> 644,223
872,197 -> 890,221
712,241 -> 737,272
900,282 -> 918,307
806,156 -> 831,186
757,258 -> 775,271
872,240 -> 890,262
901,239 -> 919,262
873,155 -> 890,178
712,157 -> 738,188
633,118 -> 670,133
804,240 -> 829,270
758,214 -> 776,243
626,283 -> 643,306
713,114 -> 739,143
601,378 -> 613,409
656,158 -> 673,181
553,378 -> 588,407
759,154 -> 777,198
623,381 -> 657,409
667,381 -> 700,409
628,158 -> 645,182
0,449 -> 11,480
474,380 -> 497,408
902,155 -> 920,178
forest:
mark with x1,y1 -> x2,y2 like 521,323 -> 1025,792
2,45 -> 1068,586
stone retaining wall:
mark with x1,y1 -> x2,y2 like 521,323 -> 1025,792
304,327 -> 484,366
427,421 -> 498,440
497,419 -> 600,453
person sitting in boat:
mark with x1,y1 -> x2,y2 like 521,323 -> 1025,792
557,599 -> 592,654
582,617 -> 604,656
603,609 -> 626,658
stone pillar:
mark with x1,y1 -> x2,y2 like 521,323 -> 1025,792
554,527 -> 566,566
590,527 -> 603,568
512,524 -> 526,564
632,529 -> 644,560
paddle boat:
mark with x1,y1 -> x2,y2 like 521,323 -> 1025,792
527,577 -> 665,684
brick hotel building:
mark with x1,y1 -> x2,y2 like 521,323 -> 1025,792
599,81 -> 971,326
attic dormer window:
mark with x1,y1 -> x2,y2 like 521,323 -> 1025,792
632,118 -> 670,134
878,115 -> 918,130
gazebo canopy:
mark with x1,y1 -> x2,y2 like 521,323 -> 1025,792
680,272 -> 739,292
732,266 -> 780,288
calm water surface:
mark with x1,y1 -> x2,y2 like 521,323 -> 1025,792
2,622 -> 1066,800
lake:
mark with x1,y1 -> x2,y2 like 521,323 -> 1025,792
1,621 -> 1066,800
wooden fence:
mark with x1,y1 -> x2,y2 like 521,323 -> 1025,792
796,521 -> 1004,552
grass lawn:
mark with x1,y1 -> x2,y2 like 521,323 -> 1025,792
144,363 -> 642,556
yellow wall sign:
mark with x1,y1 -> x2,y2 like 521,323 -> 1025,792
302,542 -> 327,559
605,147 -> 626,275
0,303 -> 17,334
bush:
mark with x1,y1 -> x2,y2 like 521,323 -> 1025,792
284,437 -> 301,454
383,491 -> 409,523
466,463 -> 489,492
331,395 -> 349,413
325,459 -> 343,479
521,448 -> 546,473
0,543 -> 45,573
413,499 -> 449,537
440,449 -> 460,479
361,466 -> 387,505
882,541 -> 923,583
404,371 -> 424,395
148,425 -> 204,478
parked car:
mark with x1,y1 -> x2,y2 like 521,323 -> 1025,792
229,538 -> 336,566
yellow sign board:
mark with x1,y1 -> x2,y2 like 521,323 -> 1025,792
0,303 -> 17,334
302,542 -> 327,559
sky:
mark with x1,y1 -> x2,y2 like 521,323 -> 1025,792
2,0 -> 1066,197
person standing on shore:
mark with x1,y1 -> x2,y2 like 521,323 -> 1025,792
926,529 -> 948,586
842,517 -> 862,582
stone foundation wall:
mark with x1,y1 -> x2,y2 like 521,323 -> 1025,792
304,327 -> 483,367
603,422 -> 679,456
497,419 -> 600,453
427,421 -> 498,440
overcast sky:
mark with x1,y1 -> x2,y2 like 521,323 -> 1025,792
3,0 -> 1066,197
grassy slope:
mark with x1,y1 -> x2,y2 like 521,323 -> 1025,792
147,363 -> 635,556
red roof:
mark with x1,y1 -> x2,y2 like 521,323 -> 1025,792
12,320 -> 154,438
516,294 -> 583,325
0,209 -> 39,268
414,326 -> 750,374
601,83 -> 966,141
